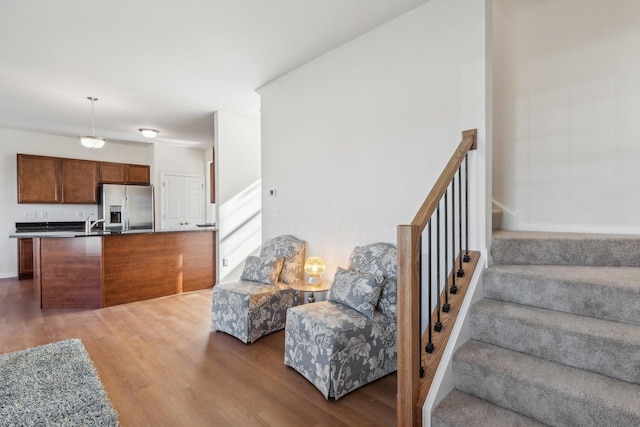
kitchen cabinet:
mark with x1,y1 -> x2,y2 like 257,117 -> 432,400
18,238 -> 34,280
18,154 -> 151,204
99,162 -> 150,185
17,154 -> 61,203
62,159 -> 99,204
126,164 -> 150,185
99,162 -> 127,184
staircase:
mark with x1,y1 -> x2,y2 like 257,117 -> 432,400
431,228 -> 640,426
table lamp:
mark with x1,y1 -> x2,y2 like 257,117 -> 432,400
304,257 -> 326,284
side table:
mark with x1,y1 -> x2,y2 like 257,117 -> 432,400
289,280 -> 331,303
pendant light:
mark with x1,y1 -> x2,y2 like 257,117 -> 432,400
79,96 -> 106,149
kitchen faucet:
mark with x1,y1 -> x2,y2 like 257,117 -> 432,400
85,215 -> 106,233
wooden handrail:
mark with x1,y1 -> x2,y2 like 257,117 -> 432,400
411,129 -> 477,233
397,129 -> 477,427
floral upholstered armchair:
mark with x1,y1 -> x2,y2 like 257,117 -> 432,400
284,242 -> 397,400
211,235 -> 306,344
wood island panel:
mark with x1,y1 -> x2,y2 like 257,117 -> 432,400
103,231 -> 215,307
39,237 -> 103,309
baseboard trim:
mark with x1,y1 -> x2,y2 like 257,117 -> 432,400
520,222 -> 640,236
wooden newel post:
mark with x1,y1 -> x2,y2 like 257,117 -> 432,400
397,224 -> 421,427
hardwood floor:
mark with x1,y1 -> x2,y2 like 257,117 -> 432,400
0,277 -> 397,426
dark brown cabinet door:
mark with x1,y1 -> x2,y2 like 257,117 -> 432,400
18,238 -> 34,279
126,164 -> 150,185
99,162 -> 127,184
62,159 -> 99,204
17,154 -> 61,203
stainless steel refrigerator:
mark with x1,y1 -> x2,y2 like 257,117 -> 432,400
98,184 -> 154,231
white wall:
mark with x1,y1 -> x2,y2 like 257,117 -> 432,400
215,111 -> 261,205
259,0 -> 488,283
215,111 -> 262,282
0,127 -> 152,277
493,0 -> 640,234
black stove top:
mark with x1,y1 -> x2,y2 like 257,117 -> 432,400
15,221 -> 86,232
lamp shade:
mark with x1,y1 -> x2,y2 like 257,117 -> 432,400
304,257 -> 326,284
139,128 -> 159,138
79,136 -> 106,149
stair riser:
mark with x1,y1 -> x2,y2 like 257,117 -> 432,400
483,268 -> 640,326
453,342 -> 640,427
491,236 -> 640,267
432,390 -> 546,427
492,210 -> 503,231
469,303 -> 640,384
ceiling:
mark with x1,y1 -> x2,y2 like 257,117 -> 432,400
0,0 -> 428,149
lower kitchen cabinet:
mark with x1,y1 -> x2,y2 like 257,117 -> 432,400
18,238 -> 34,280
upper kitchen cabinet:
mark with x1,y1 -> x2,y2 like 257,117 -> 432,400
62,159 -> 99,204
18,154 -> 151,204
126,164 -> 150,185
99,162 -> 127,184
17,154 -> 61,203
99,162 -> 150,185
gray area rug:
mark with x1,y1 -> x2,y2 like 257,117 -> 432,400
0,339 -> 119,426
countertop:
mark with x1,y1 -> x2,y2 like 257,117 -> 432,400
10,227 -> 216,238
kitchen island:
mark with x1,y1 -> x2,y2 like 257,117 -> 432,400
13,229 -> 216,309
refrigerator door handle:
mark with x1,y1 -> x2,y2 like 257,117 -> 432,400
123,196 -> 129,231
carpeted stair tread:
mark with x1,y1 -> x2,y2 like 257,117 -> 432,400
491,230 -> 640,266
469,299 -> 640,384
453,340 -> 640,427
432,390 -> 548,427
483,264 -> 640,326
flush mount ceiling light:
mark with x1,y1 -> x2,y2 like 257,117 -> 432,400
79,96 -> 106,149
139,128 -> 160,138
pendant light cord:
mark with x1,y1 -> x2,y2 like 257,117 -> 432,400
88,96 -> 98,137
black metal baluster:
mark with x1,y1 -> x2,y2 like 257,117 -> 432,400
463,155 -> 470,263
425,220 -> 434,353
443,189 -> 450,313
457,166 -> 465,277
419,235 -> 425,377
450,176 -> 458,294
434,203 -> 442,332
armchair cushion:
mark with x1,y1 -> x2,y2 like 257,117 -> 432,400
260,235 -> 306,284
377,276 -> 398,319
348,243 -> 398,284
327,267 -> 382,319
240,255 -> 284,285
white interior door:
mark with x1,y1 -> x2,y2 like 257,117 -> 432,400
186,177 -> 205,226
161,174 -> 205,230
